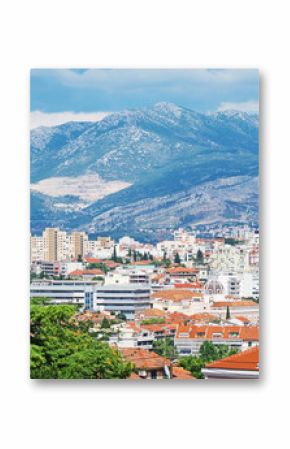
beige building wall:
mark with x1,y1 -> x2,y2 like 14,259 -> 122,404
71,231 -> 88,260
43,228 -> 58,262
30,235 -> 44,262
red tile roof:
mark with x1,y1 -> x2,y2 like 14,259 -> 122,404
69,269 -> 104,276
140,323 -> 177,333
174,282 -> 204,289
190,313 -> 218,321
236,316 -> 251,323
136,309 -> 167,319
120,348 -> 170,370
212,301 -> 258,308
172,366 -> 195,379
205,346 -> 259,371
167,267 -> 198,274
84,257 -> 102,263
176,325 -> 259,341
152,289 -> 203,302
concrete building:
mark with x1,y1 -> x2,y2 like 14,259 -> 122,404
104,268 -> 151,285
174,325 -> 259,356
30,279 -> 99,305
43,228 -> 58,262
84,283 -> 151,319
152,289 -> 206,316
71,231 -> 88,260
109,322 -> 155,349
30,235 -> 44,262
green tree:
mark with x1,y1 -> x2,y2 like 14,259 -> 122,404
199,340 -> 218,362
91,276 -> 104,281
153,337 -> 178,360
112,245 -> 117,261
87,262 -> 109,273
100,317 -> 111,329
117,312 -> 127,321
199,341 -> 237,363
196,249 -> 204,265
30,302 -> 132,379
226,305 -> 231,320
179,356 -> 205,379
179,341 -> 238,378
174,252 -> 181,264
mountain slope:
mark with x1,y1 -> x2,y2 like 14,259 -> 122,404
30,102 -> 259,239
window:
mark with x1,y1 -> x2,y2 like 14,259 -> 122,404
151,370 -> 157,379
180,348 -> 191,355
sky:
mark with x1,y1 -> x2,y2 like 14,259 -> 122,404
30,69 -> 259,128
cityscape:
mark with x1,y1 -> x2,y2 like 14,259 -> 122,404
30,224 -> 259,379
30,69 -> 259,380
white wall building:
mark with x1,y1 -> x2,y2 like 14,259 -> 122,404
30,279 -> 99,305
84,284 -> 152,319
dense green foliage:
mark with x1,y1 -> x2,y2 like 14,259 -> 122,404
174,252 -> 181,264
153,337 -> 178,360
30,302 -> 132,379
224,238 -> 245,246
140,317 -> 166,325
179,356 -> 205,379
100,317 -> 111,329
195,249 -> 204,265
179,341 -> 238,379
87,262 -> 109,273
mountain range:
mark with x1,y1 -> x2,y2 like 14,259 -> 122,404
30,102 -> 259,241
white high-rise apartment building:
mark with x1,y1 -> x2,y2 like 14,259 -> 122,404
30,235 -> 45,262
31,228 -> 89,262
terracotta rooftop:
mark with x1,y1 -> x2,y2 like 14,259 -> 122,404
235,316 -> 251,323
84,257 -> 102,263
205,346 -> 259,371
174,282 -> 204,289
172,366 -> 195,379
212,301 -> 258,308
140,323 -> 177,333
69,269 -> 104,276
151,289 -> 203,302
190,313 -> 219,321
176,325 -> 259,341
136,308 -> 167,318
120,348 -> 170,370
167,267 -> 198,274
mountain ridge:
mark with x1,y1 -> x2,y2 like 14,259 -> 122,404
30,102 -> 259,240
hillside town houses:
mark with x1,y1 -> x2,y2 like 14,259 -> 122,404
30,225 -> 259,379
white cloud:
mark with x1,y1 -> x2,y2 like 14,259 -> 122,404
217,101 -> 259,113
30,111 -> 110,129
